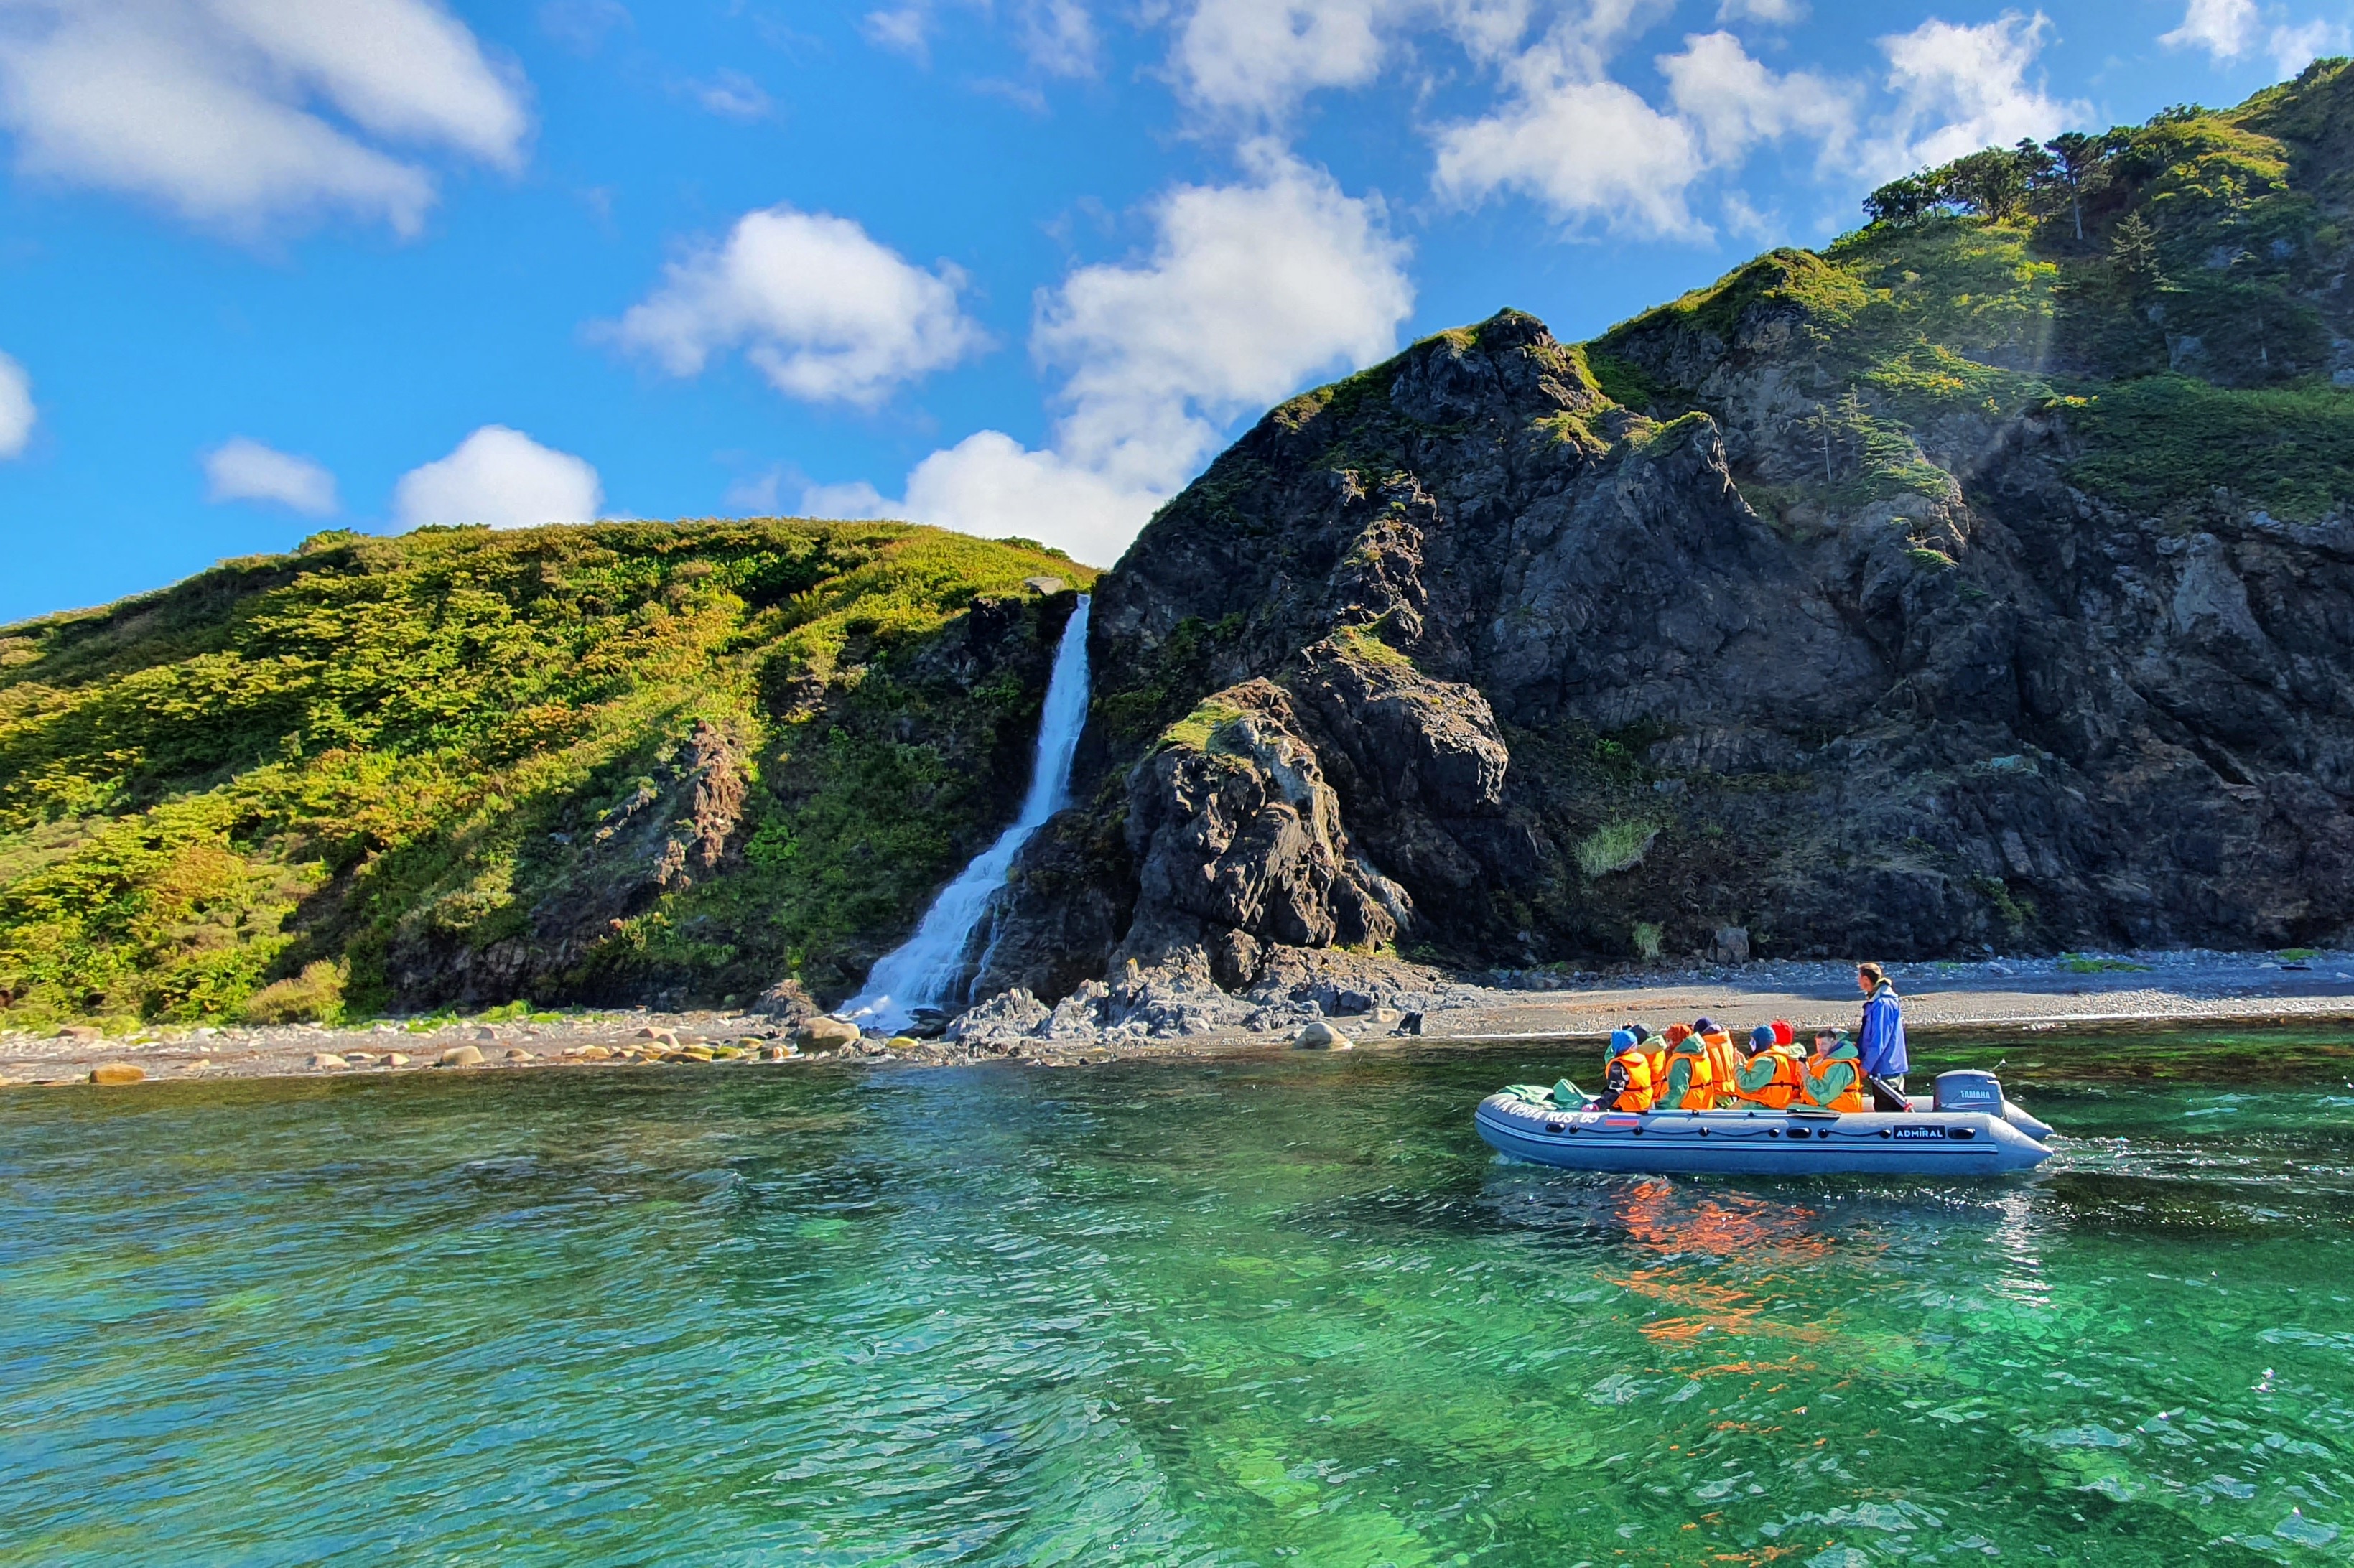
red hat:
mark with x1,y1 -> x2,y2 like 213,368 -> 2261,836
1772,1019 -> 1795,1047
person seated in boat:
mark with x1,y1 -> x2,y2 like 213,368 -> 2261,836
1800,1028 -> 1869,1112
1601,1027 -> 1657,1112
1658,1025 -> 1721,1110
1692,1016 -> 1742,1103
1728,1023 -> 1805,1109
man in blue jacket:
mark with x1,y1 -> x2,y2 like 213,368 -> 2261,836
1855,962 -> 1909,1097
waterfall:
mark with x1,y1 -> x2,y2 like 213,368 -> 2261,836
840,596 -> 1092,1035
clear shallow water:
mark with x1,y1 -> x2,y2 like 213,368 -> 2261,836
6,1031 -> 2354,1566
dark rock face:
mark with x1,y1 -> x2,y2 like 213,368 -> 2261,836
982,307 -> 2354,993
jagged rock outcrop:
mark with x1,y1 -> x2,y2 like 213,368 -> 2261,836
960,74 -> 2354,1008
972,304 -> 2354,998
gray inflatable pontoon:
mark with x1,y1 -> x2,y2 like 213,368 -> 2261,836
1475,1070 -> 2055,1176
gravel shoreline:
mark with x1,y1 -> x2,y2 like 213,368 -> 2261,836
7,948 -> 2354,1088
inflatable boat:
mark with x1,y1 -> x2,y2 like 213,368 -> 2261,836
1475,1070 -> 2055,1177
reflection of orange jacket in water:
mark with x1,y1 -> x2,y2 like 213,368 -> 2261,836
1603,1043 -> 1657,1111
1730,1045 -> 1805,1109
1660,1035 -> 1720,1109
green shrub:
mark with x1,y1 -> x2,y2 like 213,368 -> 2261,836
241,959 -> 347,1025
1576,821 -> 1659,879
2060,953 -> 2152,974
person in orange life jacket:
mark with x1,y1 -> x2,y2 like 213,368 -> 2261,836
1602,1026 -> 1657,1112
1650,1022 -> 1687,1086
1729,1022 -> 1804,1109
1800,1027 -> 1868,1112
1855,962 -> 1910,1096
1693,1016 -> 1741,1103
1659,1025 -> 1721,1110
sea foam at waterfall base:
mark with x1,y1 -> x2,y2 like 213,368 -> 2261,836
842,596 -> 1090,1036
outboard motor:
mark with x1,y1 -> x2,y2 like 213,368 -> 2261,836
1933,1070 -> 2004,1113
1937,1068 -> 2055,1142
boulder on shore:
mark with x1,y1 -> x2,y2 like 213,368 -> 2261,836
438,1045 -> 485,1068
89,1063 -> 146,1084
794,1015 -> 862,1050
1293,1021 -> 1353,1050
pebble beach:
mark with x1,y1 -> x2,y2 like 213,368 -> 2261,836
7,948 -> 2353,1088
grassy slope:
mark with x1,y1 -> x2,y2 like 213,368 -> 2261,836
1595,60 -> 2354,524
0,521 -> 1092,1030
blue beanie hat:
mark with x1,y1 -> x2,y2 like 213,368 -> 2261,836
1750,1024 -> 1776,1049
1693,1015 -> 1720,1034
1610,1028 -> 1637,1052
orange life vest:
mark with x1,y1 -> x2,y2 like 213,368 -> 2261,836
1661,1037 -> 1719,1111
1731,1045 -> 1804,1109
1604,1042 -> 1656,1113
1800,1048 -> 1867,1113
1701,1030 -> 1741,1102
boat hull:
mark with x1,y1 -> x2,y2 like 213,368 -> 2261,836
1476,1093 -> 2053,1176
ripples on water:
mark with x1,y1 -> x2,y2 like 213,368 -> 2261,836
5,1030 -> 2354,1565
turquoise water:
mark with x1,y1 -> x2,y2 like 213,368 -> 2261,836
6,1031 -> 2354,1565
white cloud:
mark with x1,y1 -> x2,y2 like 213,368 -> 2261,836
203,437 -> 338,515
1659,31 -> 1853,167
2268,18 -> 2347,75
861,4 -> 930,58
724,465 -> 794,515
1172,0 -> 1401,121
2160,0 -> 2261,58
898,433 -> 1160,563
539,0 -> 631,55
1880,11 -> 2083,174
0,0 -> 529,239
814,150 -> 1414,564
1718,0 -> 1805,20
687,68 -> 772,121
799,476 -> 895,518
862,0 -> 1099,75
1035,144 -> 1415,490
2160,2 -> 2348,73
605,205 -> 986,408
1432,21 -> 1709,238
1018,0 -> 1100,76
0,350 -> 32,459
1166,0 -> 1555,121
392,426 -> 602,531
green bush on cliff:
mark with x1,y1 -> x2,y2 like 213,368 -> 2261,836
0,520 -> 1093,1028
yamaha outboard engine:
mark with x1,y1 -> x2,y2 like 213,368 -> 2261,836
1933,1070 -> 2004,1113
1937,1068 -> 2055,1142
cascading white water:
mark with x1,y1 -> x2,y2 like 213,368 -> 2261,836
840,596 -> 1092,1035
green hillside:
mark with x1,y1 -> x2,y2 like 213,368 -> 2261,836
1596,57 -> 2354,526
0,521 -> 1092,1031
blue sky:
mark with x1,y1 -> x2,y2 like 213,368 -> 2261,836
0,0 -> 2343,620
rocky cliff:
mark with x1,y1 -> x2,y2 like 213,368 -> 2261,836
977,67 -> 2354,1007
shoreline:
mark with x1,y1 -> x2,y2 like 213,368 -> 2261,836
6,948 -> 2354,1088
